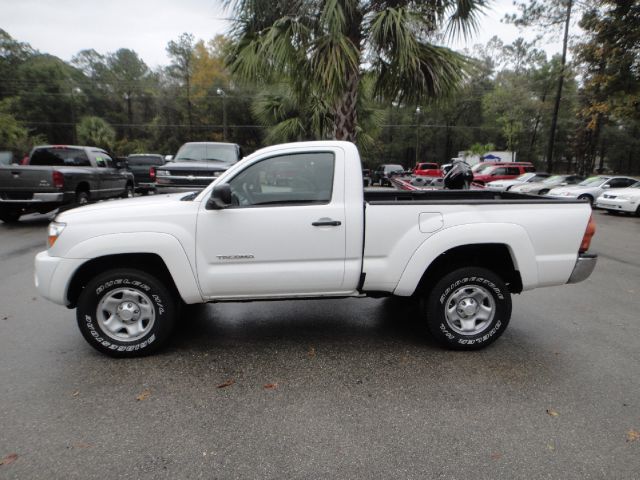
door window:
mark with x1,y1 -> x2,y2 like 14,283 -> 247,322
606,178 -> 635,188
228,152 -> 335,207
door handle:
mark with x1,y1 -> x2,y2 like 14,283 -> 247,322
312,219 -> 341,227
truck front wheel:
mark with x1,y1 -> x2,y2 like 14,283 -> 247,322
423,267 -> 511,350
76,269 -> 177,357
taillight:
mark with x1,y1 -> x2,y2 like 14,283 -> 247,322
579,214 -> 596,253
52,171 -> 64,189
150,166 -> 156,181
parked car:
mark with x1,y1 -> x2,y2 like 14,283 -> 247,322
473,163 -> 536,186
373,164 -> 404,186
510,174 -> 584,195
155,142 -> 243,192
126,154 -> 166,195
0,145 -> 134,223
595,180 -> 640,215
413,162 -> 442,177
471,161 -> 533,174
547,176 -> 638,204
35,141 -> 596,357
362,169 -> 372,187
485,172 -> 551,192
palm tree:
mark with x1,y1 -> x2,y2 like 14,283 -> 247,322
226,0 -> 485,142
77,116 -> 116,150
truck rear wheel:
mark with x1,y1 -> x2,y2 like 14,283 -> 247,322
76,269 -> 177,357
423,267 -> 511,350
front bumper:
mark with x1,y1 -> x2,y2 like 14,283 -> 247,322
567,254 -> 597,284
34,251 -> 85,306
595,197 -> 637,213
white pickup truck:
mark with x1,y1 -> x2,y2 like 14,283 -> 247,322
34,141 -> 597,357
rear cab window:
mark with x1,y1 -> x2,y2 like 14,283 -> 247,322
30,147 -> 90,166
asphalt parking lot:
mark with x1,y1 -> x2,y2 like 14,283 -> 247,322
0,209 -> 639,479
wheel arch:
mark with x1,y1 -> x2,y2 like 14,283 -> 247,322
393,223 -> 538,297
63,233 -> 203,307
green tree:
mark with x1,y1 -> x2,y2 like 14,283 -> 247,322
77,116 -> 116,150
227,0 -> 485,142
166,33 -> 196,137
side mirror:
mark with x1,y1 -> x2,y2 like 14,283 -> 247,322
206,183 -> 232,209
602,184 -> 610,189
560,182 -> 567,186
164,155 -> 173,162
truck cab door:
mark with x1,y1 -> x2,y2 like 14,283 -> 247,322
195,148 -> 350,299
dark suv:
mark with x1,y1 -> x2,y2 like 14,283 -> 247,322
126,154 -> 165,194
373,164 -> 404,186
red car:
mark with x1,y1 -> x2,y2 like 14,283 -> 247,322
413,162 -> 442,177
473,162 -> 535,186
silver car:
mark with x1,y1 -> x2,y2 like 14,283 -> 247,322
547,176 -> 638,204
511,174 -> 584,195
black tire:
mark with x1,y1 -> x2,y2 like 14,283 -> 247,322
76,190 -> 90,205
578,194 -> 594,205
121,183 -> 134,199
0,210 -> 21,223
76,269 -> 177,357
422,267 -> 512,350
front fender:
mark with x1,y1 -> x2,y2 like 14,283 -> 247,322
64,232 -> 203,304
393,223 -> 539,296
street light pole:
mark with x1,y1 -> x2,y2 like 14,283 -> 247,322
216,88 -> 228,142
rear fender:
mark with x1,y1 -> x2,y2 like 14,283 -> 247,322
393,223 -> 538,296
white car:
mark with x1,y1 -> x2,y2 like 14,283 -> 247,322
595,181 -> 640,215
486,172 -> 551,192
547,176 -> 638,204
511,175 -> 584,195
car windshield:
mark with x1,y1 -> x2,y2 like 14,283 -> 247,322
578,176 -> 608,187
630,181 -> 640,188
127,155 -> 164,166
516,173 -> 534,181
472,164 -> 496,174
543,175 -> 564,184
174,144 -> 237,164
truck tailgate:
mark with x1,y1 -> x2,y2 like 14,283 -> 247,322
0,167 -> 58,197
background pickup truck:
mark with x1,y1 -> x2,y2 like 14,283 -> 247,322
0,145 -> 134,223
35,141 -> 597,357
155,141 -> 242,192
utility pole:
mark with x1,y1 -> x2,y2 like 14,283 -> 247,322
415,106 -> 421,166
217,88 -> 228,142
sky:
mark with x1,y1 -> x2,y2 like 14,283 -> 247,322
1,0 -> 561,68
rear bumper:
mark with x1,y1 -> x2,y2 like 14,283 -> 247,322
567,254 -> 597,284
0,192 -> 64,204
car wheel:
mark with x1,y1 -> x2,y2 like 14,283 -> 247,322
76,190 -> 90,205
578,194 -> 594,205
76,269 -> 177,357
422,267 -> 512,350
0,210 -> 21,223
122,183 -> 134,198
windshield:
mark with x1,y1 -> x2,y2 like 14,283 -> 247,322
174,143 -> 238,164
127,155 -> 164,166
578,176 -> 608,187
631,181 -> 640,188
472,163 -> 496,174
543,175 -> 564,184
516,173 -> 534,181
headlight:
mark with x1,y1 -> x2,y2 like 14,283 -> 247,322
47,221 -> 66,248
156,170 -> 169,176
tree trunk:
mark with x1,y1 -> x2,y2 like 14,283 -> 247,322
332,70 -> 359,142
546,0 -> 573,173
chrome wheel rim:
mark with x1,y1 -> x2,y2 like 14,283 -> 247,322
96,287 -> 156,342
444,285 -> 495,336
